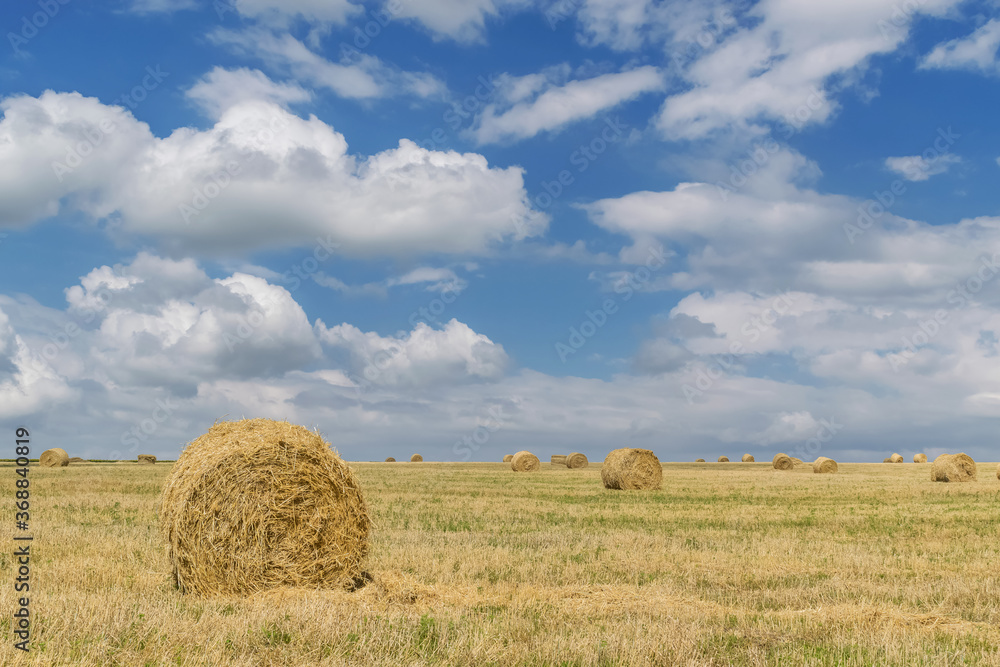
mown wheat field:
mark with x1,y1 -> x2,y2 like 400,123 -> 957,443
1,460 -> 999,666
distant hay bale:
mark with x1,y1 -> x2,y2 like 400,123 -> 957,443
882,457 -> 892,463
695,458 -> 706,463
790,457 -> 804,465
550,455 -> 567,466
890,453 -> 903,463
913,453 -> 927,463
68,457 -> 85,464
511,451 -> 540,472
741,454 -> 754,462
565,452 -> 589,469
930,453 -> 977,483
502,454 -> 513,463
138,455 -> 156,465
601,448 -> 662,490
410,454 -> 423,462
39,448 -> 69,468
159,418 -> 370,596
772,453 -> 794,471
718,456 -> 730,462
997,463 -> 999,480
384,457 -> 395,462
813,457 -> 838,474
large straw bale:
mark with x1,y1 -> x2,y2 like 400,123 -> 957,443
39,448 -> 69,467
502,454 -> 513,463
890,453 -> 903,463
159,418 -> 370,596
772,453 -> 794,471
913,453 -> 927,463
410,454 -> 423,462
813,457 -> 838,474
550,455 -> 567,465
565,452 -> 589,468
511,451 -> 540,472
138,454 -> 156,464
930,453 -> 977,483
741,454 -> 754,462
601,448 -> 662,490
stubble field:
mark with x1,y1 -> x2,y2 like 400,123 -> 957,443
1,460 -> 998,666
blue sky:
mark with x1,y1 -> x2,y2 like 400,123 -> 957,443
2,0 -> 1000,463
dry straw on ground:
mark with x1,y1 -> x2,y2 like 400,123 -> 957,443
601,448 -> 662,490
384,457 -> 395,462
773,453 -> 794,471
40,448 -> 69,467
565,452 -> 589,468
695,458 -> 705,462
410,454 -> 423,462
813,457 -> 838,474
159,418 -> 371,596
741,454 -> 754,462
502,454 -> 513,463
510,451 -> 540,472
137,455 -> 156,465
551,455 -> 567,465
718,456 -> 730,462
890,453 -> 904,463
930,453 -> 977,483
914,453 -> 927,463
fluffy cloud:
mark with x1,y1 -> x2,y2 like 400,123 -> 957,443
186,67 -> 312,119
210,28 -> 447,100
581,147 -> 1000,301
655,0 -> 961,139
388,0 -> 529,43
920,19 -> 1000,75
884,153 -> 961,181
0,91 -> 547,256
316,318 -> 508,387
471,65 -> 664,144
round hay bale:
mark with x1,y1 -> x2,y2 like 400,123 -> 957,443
882,457 -> 892,463
410,454 -> 423,462
772,453 -> 793,471
890,453 -> 903,463
550,454 -> 567,465
913,453 -> 927,463
39,448 -> 69,468
68,456 -> 85,464
930,453 -> 977,483
741,454 -> 754,462
601,448 -> 662,490
502,454 -> 513,463
159,418 -> 370,596
790,457 -> 804,465
717,456 -> 730,462
511,450 -> 540,472
695,458 -> 706,463
813,457 -> 838,474
384,457 -> 396,462
565,452 -> 589,469
137,454 -> 156,465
